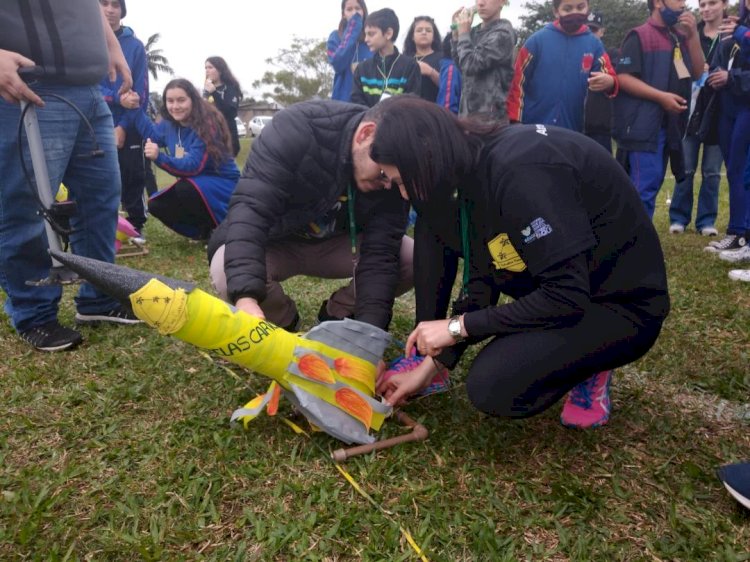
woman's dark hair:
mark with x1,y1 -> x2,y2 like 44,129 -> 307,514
368,96 -> 502,207
403,16 -> 442,56
338,0 -> 369,40
161,78 -> 232,165
205,56 -> 243,100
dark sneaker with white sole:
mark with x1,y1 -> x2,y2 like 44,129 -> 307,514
19,321 -> 83,352
75,304 -> 142,325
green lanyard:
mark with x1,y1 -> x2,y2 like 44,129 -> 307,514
459,197 -> 471,298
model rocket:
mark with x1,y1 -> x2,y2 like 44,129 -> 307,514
50,250 -> 393,444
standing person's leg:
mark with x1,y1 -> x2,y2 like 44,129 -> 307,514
118,129 -> 147,234
694,142 -> 723,235
628,129 -> 668,219
465,304 -> 664,420
669,134 -> 699,231
720,111 -> 749,237
63,86 -> 130,318
0,89 -> 69,333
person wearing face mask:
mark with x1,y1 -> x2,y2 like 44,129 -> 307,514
506,0 -> 618,132
612,0 -> 705,220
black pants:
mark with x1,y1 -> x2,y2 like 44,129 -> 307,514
148,179 -> 216,240
118,129 -> 147,232
465,303 -> 664,419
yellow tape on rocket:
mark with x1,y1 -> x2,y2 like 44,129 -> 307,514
130,278 -> 392,444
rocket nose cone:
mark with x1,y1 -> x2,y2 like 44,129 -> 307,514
49,250 -> 195,301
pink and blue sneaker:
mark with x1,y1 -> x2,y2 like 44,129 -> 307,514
560,370 -> 613,428
381,350 -> 450,398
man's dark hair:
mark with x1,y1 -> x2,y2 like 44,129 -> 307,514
365,8 -> 400,41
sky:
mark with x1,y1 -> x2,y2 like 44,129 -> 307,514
124,0 -> 527,98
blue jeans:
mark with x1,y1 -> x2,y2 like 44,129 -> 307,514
668,136 -> 722,230
628,129 -> 668,219
717,108 -> 750,235
0,85 -> 121,332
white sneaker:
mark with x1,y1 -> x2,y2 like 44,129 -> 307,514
729,269 -> 750,282
700,226 -> 719,237
669,223 -> 685,234
719,245 -> 750,263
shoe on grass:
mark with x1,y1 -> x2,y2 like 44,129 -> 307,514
717,462 -> 750,511
560,370 -> 613,429
19,320 -> 82,352
729,269 -> 750,282
705,235 -> 745,253
381,350 -> 450,398
75,304 -> 142,325
700,226 -> 718,237
719,245 -> 750,263
669,223 -> 685,234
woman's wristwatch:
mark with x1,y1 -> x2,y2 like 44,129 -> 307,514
447,315 -> 464,342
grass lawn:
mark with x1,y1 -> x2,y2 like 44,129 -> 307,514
1,139 -> 749,560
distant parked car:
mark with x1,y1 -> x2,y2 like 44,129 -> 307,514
235,117 -> 247,138
249,115 -> 273,137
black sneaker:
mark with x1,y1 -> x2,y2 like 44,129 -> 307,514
19,321 -> 83,352
75,304 -> 142,325
705,234 -> 746,253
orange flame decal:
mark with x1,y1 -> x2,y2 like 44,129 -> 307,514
334,388 -> 373,430
333,357 -> 373,386
298,354 -> 336,384
266,382 -> 281,416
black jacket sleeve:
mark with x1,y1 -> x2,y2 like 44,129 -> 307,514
436,251 -> 591,369
222,109 -> 308,304
353,190 -> 409,329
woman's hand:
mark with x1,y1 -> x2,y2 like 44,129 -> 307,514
405,319 -> 459,358
376,356 -> 439,406
119,90 -> 139,109
204,79 -> 216,94
143,138 -> 160,161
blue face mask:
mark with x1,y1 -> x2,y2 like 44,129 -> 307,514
659,5 -> 683,27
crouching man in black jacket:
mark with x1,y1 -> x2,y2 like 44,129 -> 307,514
207,100 -> 413,331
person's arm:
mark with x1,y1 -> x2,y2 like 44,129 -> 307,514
349,64 -> 367,105
404,59 -> 422,96
0,49 -> 43,106
735,25 -> 750,56
100,9 -> 131,94
222,109 -> 305,306
327,15 -> 364,73
129,108 -> 162,145
588,42 -> 618,96
211,83 -> 241,119
116,40 -> 149,128
619,73 -> 689,112
454,21 -> 515,76
676,10 -> 706,80
153,127 -> 210,177
506,43 -> 534,123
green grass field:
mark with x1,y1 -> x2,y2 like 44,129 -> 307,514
1,139 -> 749,560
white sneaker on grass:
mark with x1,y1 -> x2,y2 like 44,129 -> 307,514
669,223 -> 685,234
700,226 -> 718,237
719,245 -> 750,263
729,269 -> 750,282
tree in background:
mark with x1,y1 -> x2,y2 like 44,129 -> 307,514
252,37 -> 333,105
144,33 -> 174,81
517,0 -> 649,49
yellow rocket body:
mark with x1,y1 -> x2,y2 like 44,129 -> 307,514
130,279 -> 392,443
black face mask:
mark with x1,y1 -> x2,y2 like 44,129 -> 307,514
559,12 -> 589,33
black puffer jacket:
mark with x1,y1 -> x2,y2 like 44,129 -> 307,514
208,100 -> 408,330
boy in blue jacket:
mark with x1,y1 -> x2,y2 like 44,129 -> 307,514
100,0 -> 149,240
507,0 -> 617,131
